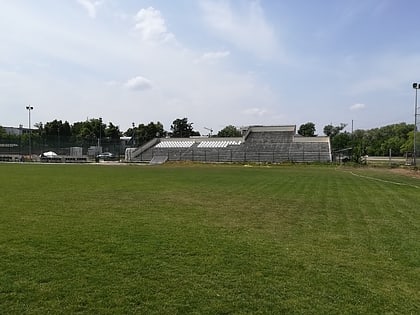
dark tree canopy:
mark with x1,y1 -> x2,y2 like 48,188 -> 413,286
298,122 -> 316,137
331,132 -> 352,151
105,122 -> 122,141
217,125 -> 242,137
145,121 -> 166,139
170,118 -> 200,138
0,125 -> 6,138
363,123 -> 413,156
71,118 -> 105,143
128,121 -> 166,146
323,122 -> 415,159
323,123 -> 347,138
44,120 -> 72,137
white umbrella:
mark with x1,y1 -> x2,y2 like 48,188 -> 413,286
41,151 -> 58,157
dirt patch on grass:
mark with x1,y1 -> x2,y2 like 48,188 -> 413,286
389,167 -> 420,179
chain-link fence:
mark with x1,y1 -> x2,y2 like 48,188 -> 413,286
131,146 -> 332,164
0,135 -> 126,161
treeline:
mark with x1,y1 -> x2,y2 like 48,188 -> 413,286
326,122 -> 415,157
1,118 -> 124,150
0,117 -> 242,151
0,118 -> 176,150
298,122 -> 415,157
1,118 -> 416,157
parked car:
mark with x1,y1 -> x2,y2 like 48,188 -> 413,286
96,152 -> 116,160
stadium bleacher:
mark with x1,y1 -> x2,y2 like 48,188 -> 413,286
155,141 -> 195,148
197,140 -> 241,148
127,125 -> 332,164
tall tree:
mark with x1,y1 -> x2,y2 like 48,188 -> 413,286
0,125 -> 6,139
126,121 -> 167,146
105,122 -> 122,141
323,123 -> 347,138
71,118 -> 105,144
44,120 -> 71,137
170,118 -> 200,137
217,125 -> 242,137
331,132 -> 352,151
401,131 -> 416,155
298,122 -> 316,137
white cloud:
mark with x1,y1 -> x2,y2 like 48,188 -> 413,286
77,0 -> 100,18
134,7 -> 174,42
200,0 -> 281,60
195,50 -> 230,63
350,103 -> 366,111
125,76 -> 153,91
0,2 -> 285,130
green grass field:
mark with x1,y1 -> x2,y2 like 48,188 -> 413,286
0,163 -> 419,314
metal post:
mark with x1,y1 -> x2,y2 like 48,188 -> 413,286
132,122 -> 135,147
57,128 -> 60,154
19,124 -> 23,156
26,106 -> 33,159
97,117 -> 102,154
413,83 -> 419,166
389,148 -> 392,167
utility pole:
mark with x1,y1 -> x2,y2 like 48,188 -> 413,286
204,127 -> 213,137
413,83 -> 419,166
132,122 -> 136,146
26,105 -> 34,159
97,117 -> 102,154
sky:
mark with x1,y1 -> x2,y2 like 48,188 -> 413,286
1,0 -> 420,135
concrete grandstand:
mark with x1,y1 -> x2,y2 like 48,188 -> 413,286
125,125 -> 332,164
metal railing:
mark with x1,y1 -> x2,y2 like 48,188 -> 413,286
133,147 -> 332,163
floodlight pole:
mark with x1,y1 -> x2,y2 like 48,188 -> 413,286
413,83 -> 419,166
132,122 -> 135,146
26,105 -> 34,159
97,117 -> 102,152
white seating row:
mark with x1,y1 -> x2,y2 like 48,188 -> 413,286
155,141 -> 195,148
197,141 -> 241,148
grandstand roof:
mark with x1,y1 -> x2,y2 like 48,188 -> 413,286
245,125 -> 296,133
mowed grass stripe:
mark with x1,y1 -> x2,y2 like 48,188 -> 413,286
0,163 -> 419,314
